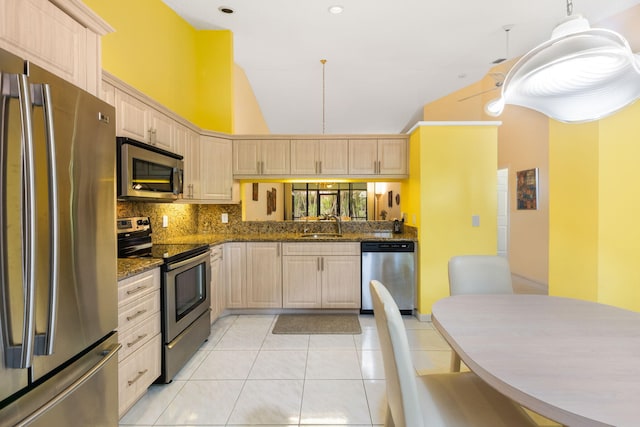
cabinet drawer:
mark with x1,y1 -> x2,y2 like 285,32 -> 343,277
118,313 -> 160,362
118,334 -> 161,417
282,242 -> 360,256
118,268 -> 160,306
118,289 -> 160,334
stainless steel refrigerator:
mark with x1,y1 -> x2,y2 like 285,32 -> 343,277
0,47 -> 119,426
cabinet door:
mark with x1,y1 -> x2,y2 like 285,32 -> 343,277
201,136 -> 234,200
0,0 -> 92,92
149,110 -> 173,151
290,140 -> 318,175
246,243 -> 282,308
282,256 -> 321,308
261,139 -> 290,175
224,243 -> 246,308
378,138 -> 407,176
348,139 -> 378,175
101,81 -> 116,106
210,246 -> 223,323
233,140 -> 260,175
115,90 -> 149,142
319,139 -> 349,175
321,256 -> 360,309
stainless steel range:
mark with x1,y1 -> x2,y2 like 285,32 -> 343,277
117,217 -> 211,383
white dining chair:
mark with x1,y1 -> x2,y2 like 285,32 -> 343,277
370,280 -> 536,427
447,255 -> 513,371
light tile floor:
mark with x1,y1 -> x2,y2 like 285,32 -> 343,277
119,313 -> 558,427
119,314 -> 450,427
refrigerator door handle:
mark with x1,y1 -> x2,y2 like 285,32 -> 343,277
31,83 -> 59,356
0,73 -> 37,369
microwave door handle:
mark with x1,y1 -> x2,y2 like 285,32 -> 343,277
173,166 -> 183,195
0,73 -> 37,369
30,83 -> 58,356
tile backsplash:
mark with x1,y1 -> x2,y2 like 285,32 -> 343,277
117,201 -> 415,242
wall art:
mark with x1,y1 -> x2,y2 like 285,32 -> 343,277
517,168 -> 538,210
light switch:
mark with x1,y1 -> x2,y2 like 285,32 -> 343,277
472,215 -> 480,227
221,213 -> 229,223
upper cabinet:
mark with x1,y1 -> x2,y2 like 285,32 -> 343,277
200,135 -> 236,202
232,139 -> 290,177
0,0 -> 112,95
290,139 -> 349,176
114,90 -> 172,151
348,138 -> 407,177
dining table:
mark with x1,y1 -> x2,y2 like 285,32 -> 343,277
431,294 -> 640,427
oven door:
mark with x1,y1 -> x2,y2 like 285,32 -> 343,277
162,251 -> 211,343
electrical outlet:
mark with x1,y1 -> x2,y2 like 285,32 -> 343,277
221,213 -> 229,223
162,215 -> 168,228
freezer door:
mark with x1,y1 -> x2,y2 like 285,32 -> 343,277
0,333 -> 120,427
25,63 -> 117,381
0,48 -> 31,403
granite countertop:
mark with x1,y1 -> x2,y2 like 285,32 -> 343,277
117,258 -> 164,281
118,231 -> 417,280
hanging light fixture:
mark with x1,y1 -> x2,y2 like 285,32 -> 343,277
485,0 -> 640,123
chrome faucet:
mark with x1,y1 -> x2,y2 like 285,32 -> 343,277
330,215 -> 342,235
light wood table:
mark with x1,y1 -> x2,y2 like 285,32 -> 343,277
431,294 -> 640,427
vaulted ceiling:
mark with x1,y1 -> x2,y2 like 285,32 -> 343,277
162,0 -> 640,134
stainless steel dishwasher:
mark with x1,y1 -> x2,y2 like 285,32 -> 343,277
361,241 -> 416,314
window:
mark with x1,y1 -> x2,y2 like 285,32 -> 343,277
291,183 -> 367,221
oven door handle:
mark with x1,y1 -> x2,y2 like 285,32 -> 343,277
165,250 -> 210,271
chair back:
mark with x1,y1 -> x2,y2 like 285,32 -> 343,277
448,255 -> 513,295
370,280 -> 428,427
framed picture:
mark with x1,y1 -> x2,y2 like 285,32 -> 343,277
517,168 -> 538,210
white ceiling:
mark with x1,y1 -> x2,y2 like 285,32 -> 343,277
161,0 -> 640,134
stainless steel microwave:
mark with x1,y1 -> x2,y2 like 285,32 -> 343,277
117,137 -> 183,201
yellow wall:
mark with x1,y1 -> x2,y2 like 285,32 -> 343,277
407,123 -> 499,315
194,31 -> 234,132
233,65 -> 270,134
549,102 -> 640,311
548,121 -> 600,301
83,0 -> 235,132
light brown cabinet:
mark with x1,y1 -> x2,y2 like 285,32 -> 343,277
224,242 -> 282,308
232,139 -> 290,177
282,242 -> 360,309
210,245 -> 224,323
348,138 -> 407,176
0,0 -> 110,95
117,268 -> 161,417
114,89 -> 172,151
290,138 -> 349,176
246,242 -> 282,308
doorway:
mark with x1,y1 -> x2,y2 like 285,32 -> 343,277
497,168 -> 509,258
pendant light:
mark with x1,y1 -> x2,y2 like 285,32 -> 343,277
321,59 -> 327,134
485,0 -> 640,123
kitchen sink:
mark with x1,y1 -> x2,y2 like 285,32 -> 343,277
299,233 -> 343,238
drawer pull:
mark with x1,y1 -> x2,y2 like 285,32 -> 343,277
126,333 -> 148,348
126,285 -> 148,295
127,369 -> 149,386
126,309 -> 147,321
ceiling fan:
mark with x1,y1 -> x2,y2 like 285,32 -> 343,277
457,25 -> 513,102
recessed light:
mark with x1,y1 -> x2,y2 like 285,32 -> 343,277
218,6 -> 234,14
328,5 -> 343,14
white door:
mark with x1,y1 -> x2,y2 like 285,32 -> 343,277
497,168 -> 509,258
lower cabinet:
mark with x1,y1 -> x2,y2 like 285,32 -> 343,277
282,242 -> 360,309
117,268 -> 161,418
210,245 -> 225,322
224,242 -> 282,308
